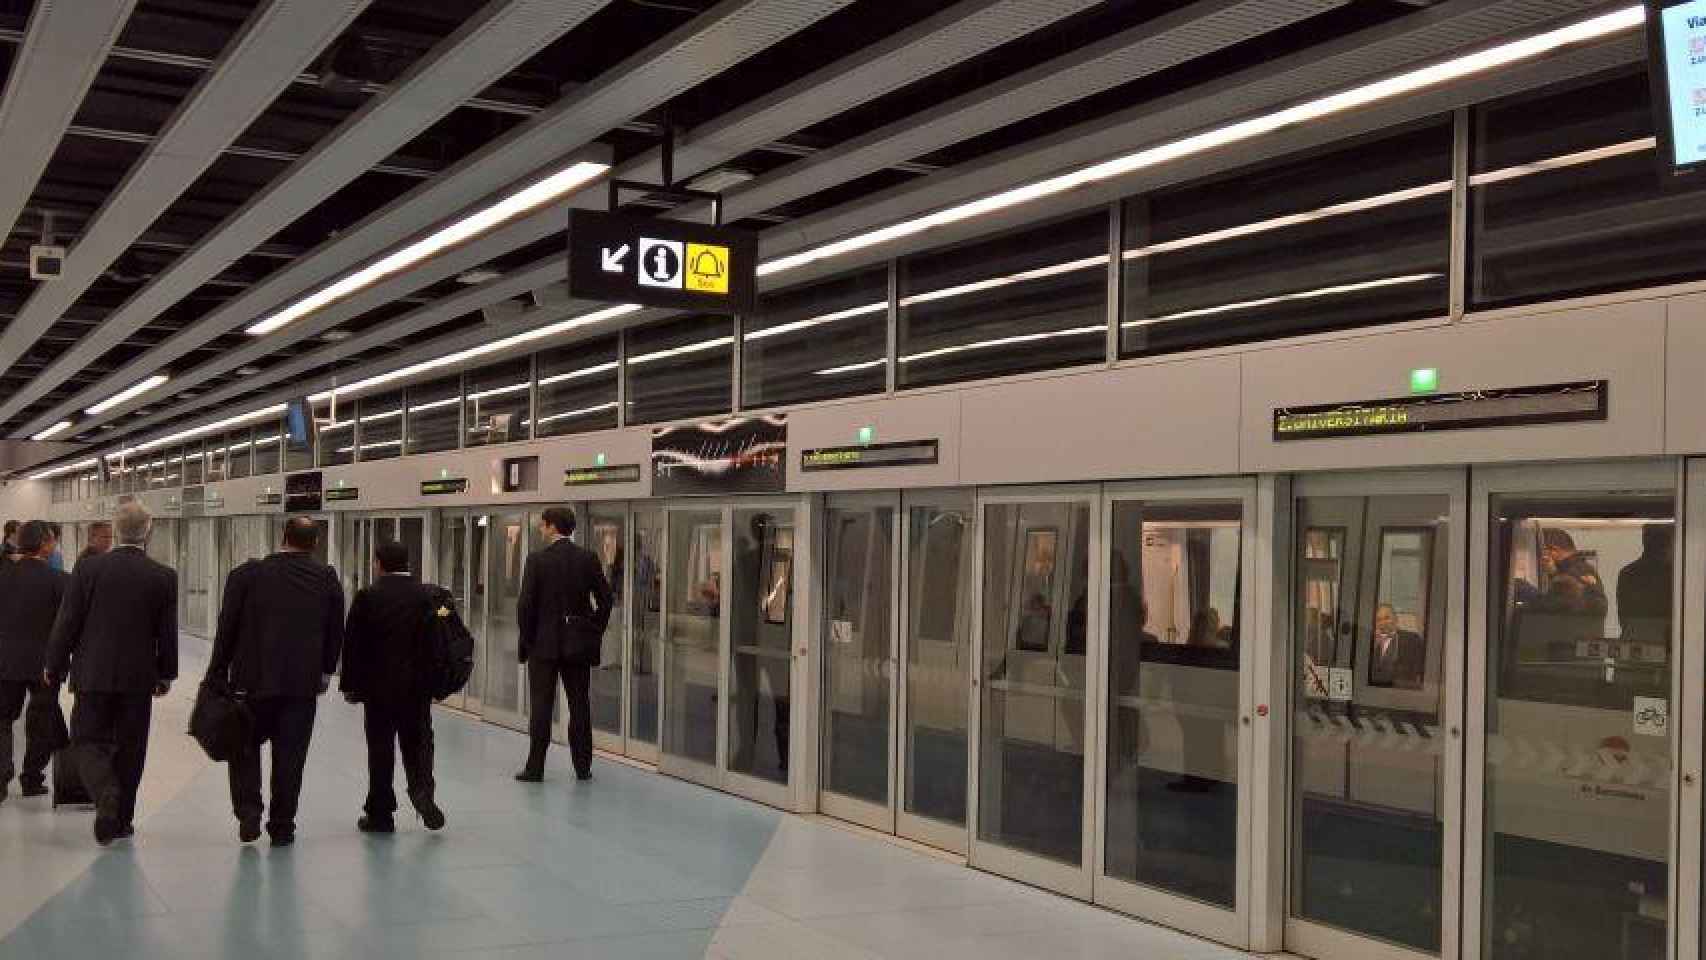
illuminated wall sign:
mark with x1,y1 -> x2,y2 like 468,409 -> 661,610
325,487 -> 361,502
566,464 -> 642,486
284,471 -> 322,513
566,209 -> 757,312
420,477 -> 469,496
1273,381 -> 1607,441
652,415 -> 786,497
802,439 -> 940,472
1649,0 -> 1706,178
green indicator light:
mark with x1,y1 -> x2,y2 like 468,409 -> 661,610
1409,368 -> 1439,394
857,426 -> 874,445
439,468 -> 449,480
595,453 -> 607,466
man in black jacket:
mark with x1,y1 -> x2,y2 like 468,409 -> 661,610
208,516 -> 344,846
516,507 -> 613,783
341,539 -> 445,834
0,522 -> 68,803
44,502 -> 177,845
1,520 -> 18,562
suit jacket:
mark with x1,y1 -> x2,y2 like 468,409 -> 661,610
209,551 -> 344,698
518,537 -> 613,666
341,574 -> 434,704
1369,628 -> 1427,689
45,545 -> 177,694
0,558 -> 68,682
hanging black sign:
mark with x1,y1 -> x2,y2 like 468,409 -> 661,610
651,415 -> 786,497
802,439 -> 940,472
566,464 -> 643,486
284,471 -> 322,513
1273,381 -> 1607,441
566,209 -> 757,313
420,477 -> 469,496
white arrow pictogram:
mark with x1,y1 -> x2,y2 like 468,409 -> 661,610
601,244 -> 630,273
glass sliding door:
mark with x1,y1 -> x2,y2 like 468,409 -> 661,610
1469,463 -> 1676,960
483,511 -> 530,731
971,487 -> 1099,898
583,503 -> 628,754
1287,472 -> 1466,960
727,506 -> 797,799
436,513 -> 472,711
819,494 -> 898,832
178,518 -> 215,639
661,507 -> 724,784
466,514 -> 490,716
899,490 -> 975,854
629,506 -> 664,763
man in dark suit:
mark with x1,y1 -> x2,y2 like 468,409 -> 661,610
0,522 -> 69,803
1,520 -> 18,562
1368,603 -> 1427,690
516,507 -> 613,783
342,539 -> 445,834
208,516 -> 344,846
44,502 -> 177,845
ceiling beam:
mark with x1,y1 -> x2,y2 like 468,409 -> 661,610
0,1 -> 136,245
0,0 -> 375,399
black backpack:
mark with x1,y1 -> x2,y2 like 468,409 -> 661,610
424,584 -> 475,701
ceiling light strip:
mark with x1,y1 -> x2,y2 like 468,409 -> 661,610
30,421 -> 73,441
85,374 -> 170,415
1125,273 -> 1443,326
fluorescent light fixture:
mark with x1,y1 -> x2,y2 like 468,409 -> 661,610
86,374 -> 169,415
814,358 -> 886,376
246,159 -> 610,337
901,255 -> 1107,307
627,336 -> 734,365
744,302 -> 888,342
539,361 -> 619,385
1123,182 -> 1452,261
533,401 -> 620,427
358,408 -> 403,423
1468,137 -> 1654,187
467,382 -> 529,402
31,420 -> 73,441
758,7 -> 1644,278
1125,273 -> 1442,326
407,397 -> 460,413
29,457 -> 98,481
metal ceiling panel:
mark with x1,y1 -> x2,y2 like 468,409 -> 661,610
48,0 -> 1108,435
29,0 -> 853,439
0,0 -> 136,245
716,0 -> 1350,224
0,0 -> 371,392
0,0 -> 615,428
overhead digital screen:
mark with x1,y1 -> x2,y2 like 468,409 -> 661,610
283,471 -> 323,513
1273,381 -> 1607,441
801,439 -> 940,471
651,415 -> 786,497
1651,0 -> 1706,175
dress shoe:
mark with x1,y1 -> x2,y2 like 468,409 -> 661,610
574,772 -> 593,782
94,816 -> 121,846
238,817 -> 262,844
269,832 -> 296,848
357,815 -> 395,834
19,784 -> 47,799
117,824 -> 135,840
514,769 -> 544,783
413,797 -> 446,831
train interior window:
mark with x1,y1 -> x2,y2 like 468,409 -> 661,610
761,521 -> 794,626
686,521 -> 723,617
1012,527 -> 1060,653
1300,527 -> 1348,671
1367,528 -> 1433,692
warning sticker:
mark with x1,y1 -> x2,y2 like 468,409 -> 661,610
685,242 -> 730,294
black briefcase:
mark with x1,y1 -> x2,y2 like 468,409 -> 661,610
52,748 -> 90,808
189,678 -> 253,763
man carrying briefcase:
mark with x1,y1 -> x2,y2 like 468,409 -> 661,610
514,508 -> 613,783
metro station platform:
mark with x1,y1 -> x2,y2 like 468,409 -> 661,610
0,636 -> 1249,960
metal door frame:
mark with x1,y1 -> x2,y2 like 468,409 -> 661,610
1679,459 -> 1705,960
658,501 -> 730,791
817,490 -> 903,835
967,483 -> 1103,901
1091,476 -> 1258,948
895,487 -> 976,857
1464,459 -> 1680,960
1284,468 -> 1468,960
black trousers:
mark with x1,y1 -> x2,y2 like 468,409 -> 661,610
526,659 -> 591,776
69,692 -> 152,825
0,677 -> 62,790
229,697 -> 317,834
363,697 -> 435,818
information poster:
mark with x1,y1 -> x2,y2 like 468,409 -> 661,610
1658,0 -> 1706,169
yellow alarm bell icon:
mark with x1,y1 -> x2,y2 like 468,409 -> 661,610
685,243 -> 730,294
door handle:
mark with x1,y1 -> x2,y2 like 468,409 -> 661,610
1449,726 -> 1461,739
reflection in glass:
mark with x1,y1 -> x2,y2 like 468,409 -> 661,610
465,359 -> 531,446
436,514 -> 470,709
744,268 -> 888,407
730,509 -> 794,784
978,500 -> 1090,865
1105,502 -> 1241,906
357,390 -> 403,461
821,504 -> 893,806
537,338 -> 618,438
630,508 -> 664,746
586,505 -> 627,738
468,516 -> 489,712
1291,495 -> 1447,952
626,315 -> 733,426
664,510 -> 722,767
407,376 -> 461,455
905,498 -> 973,828
1485,498 -> 1672,960
482,513 -> 528,722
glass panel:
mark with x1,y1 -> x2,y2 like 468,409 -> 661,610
899,212 -> 1107,389
437,514 -> 469,708
319,403 -> 354,467
146,518 -> 177,568
586,505 -> 627,738
821,503 -> 894,805
730,508 -> 795,784
630,507 -> 664,748
664,509 -> 723,767
468,515 -> 490,711
184,441 -> 205,486
537,337 -> 618,437
226,429 -> 252,480
397,517 -> 424,582
407,376 -> 461,455
254,422 -> 282,476
1124,121 -> 1452,357
905,497 -> 973,828
357,390 -> 403,462
744,268 -> 889,407
483,512 -> 529,720
465,359 -> 531,446
1472,69 -> 1706,308
978,499 -> 1091,865
626,315 -> 733,426
1484,495 -> 1674,960
1105,501 -> 1241,908
1291,495 -> 1448,953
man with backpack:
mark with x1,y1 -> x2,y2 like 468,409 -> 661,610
341,540 -> 450,834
